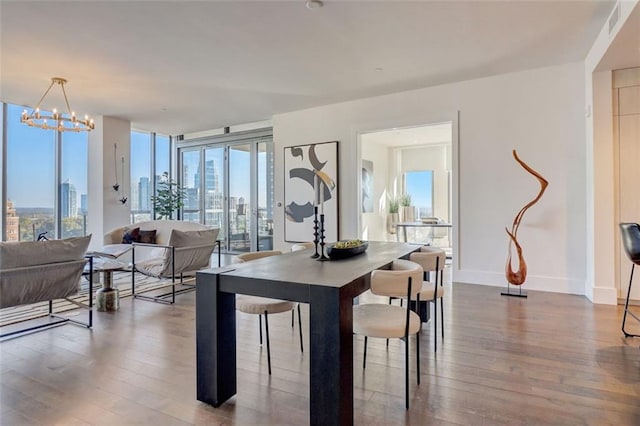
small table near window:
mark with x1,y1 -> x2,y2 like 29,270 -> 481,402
87,244 -> 132,312
394,221 -> 452,243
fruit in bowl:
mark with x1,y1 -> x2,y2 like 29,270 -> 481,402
326,240 -> 368,260
334,239 -> 365,249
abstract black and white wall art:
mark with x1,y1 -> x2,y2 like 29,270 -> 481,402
362,159 -> 374,213
284,141 -> 339,243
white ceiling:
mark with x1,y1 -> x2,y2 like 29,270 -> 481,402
0,0 -> 617,136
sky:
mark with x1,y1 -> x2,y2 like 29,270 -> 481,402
6,103 -> 87,208
6,103 -> 170,209
7,100 -> 270,214
405,170 -> 433,210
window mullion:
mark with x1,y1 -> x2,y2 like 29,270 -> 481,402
55,130 -> 62,239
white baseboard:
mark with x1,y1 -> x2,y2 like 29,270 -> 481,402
453,268 -> 585,296
590,285 -> 618,305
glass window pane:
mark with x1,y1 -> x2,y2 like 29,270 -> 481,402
258,140 -> 274,250
61,131 -> 88,238
6,104 -> 56,241
405,170 -> 433,218
154,135 -> 171,220
229,144 -> 251,252
181,150 -> 201,222
204,147 -> 225,238
131,131 -> 152,223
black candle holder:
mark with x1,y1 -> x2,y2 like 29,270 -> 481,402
311,206 -> 320,258
318,213 -> 329,261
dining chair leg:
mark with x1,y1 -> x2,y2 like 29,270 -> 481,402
297,304 -> 304,353
363,336 -> 368,369
440,297 -> 445,339
405,337 -> 410,410
416,332 -> 420,385
259,314 -> 263,345
387,297 -> 392,348
433,299 -> 438,353
622,264 -> 639,338
264,310 -> 272,375
291,310 -> 294,328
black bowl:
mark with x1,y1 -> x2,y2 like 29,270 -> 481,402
326,241 -> 368,260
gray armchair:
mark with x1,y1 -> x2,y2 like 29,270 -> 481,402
131,227 -> 220,304
0,235 -> 93,339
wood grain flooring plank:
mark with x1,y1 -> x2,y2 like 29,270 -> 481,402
1,280 -> 639,425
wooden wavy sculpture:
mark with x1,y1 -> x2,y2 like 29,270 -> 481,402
505,150 -> 549,285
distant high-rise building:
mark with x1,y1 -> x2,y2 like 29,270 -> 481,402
61,181 -> 77,218
195,160 -> 219,192
80,194 -> 88,215
6,200 -> 19,241
185,187 -> 199,210
138,177 -> 150,211
130,185 -> 139,210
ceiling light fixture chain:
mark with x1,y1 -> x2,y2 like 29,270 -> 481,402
20,77 -> 94,132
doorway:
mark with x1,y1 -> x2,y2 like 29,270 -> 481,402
359,122 -> 453,251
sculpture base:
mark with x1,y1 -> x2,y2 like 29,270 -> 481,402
501,286 -> 528,298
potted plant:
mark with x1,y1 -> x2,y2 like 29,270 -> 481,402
151,172 -> 186,220
398,193 -> 415,222
386,195 -> 400,235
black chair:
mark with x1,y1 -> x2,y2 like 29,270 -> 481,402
619,223 -> 640,338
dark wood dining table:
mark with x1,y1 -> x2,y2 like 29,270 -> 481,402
195,241 -> 421,426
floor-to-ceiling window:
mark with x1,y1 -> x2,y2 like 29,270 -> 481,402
130,131 -> 152,222
4,103 -> 87,241
130,131 -> 172,222
61,131 -> 89,237
1,105 -> 173,241
178,130 -> 273,253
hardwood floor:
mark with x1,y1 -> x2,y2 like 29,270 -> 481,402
1,273 -> 639,425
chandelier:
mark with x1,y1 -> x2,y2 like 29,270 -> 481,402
20,77 -> 94,132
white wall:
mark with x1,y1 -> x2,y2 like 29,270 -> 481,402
360,139 -> 390,241
274,61 -> 586,295
87,116 -> 131,249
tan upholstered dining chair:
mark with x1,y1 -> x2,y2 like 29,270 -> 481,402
353,259 -> 423,410
409,246 -> 447,352
234,250 -> 304,375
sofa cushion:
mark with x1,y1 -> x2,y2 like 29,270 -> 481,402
167,228 -> 218,249
122,227 -> 140,244
138,229 -> 157,244
0,235 -> 91,270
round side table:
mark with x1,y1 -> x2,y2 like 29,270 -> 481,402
94,260 -> 125,312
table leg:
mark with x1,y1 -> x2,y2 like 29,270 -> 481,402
403,226 -> 408,242
96,271 -> 119,311
196,272 -> 237,407
309,286 -> 353,426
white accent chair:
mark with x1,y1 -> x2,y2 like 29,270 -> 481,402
409,246 -> 447,352
353,259 -> 423,410
234,250 -> 304,375
104,221 -> 220,305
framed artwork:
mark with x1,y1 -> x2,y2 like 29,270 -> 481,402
362,159 -> 374,213
284,141 -> 339,243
